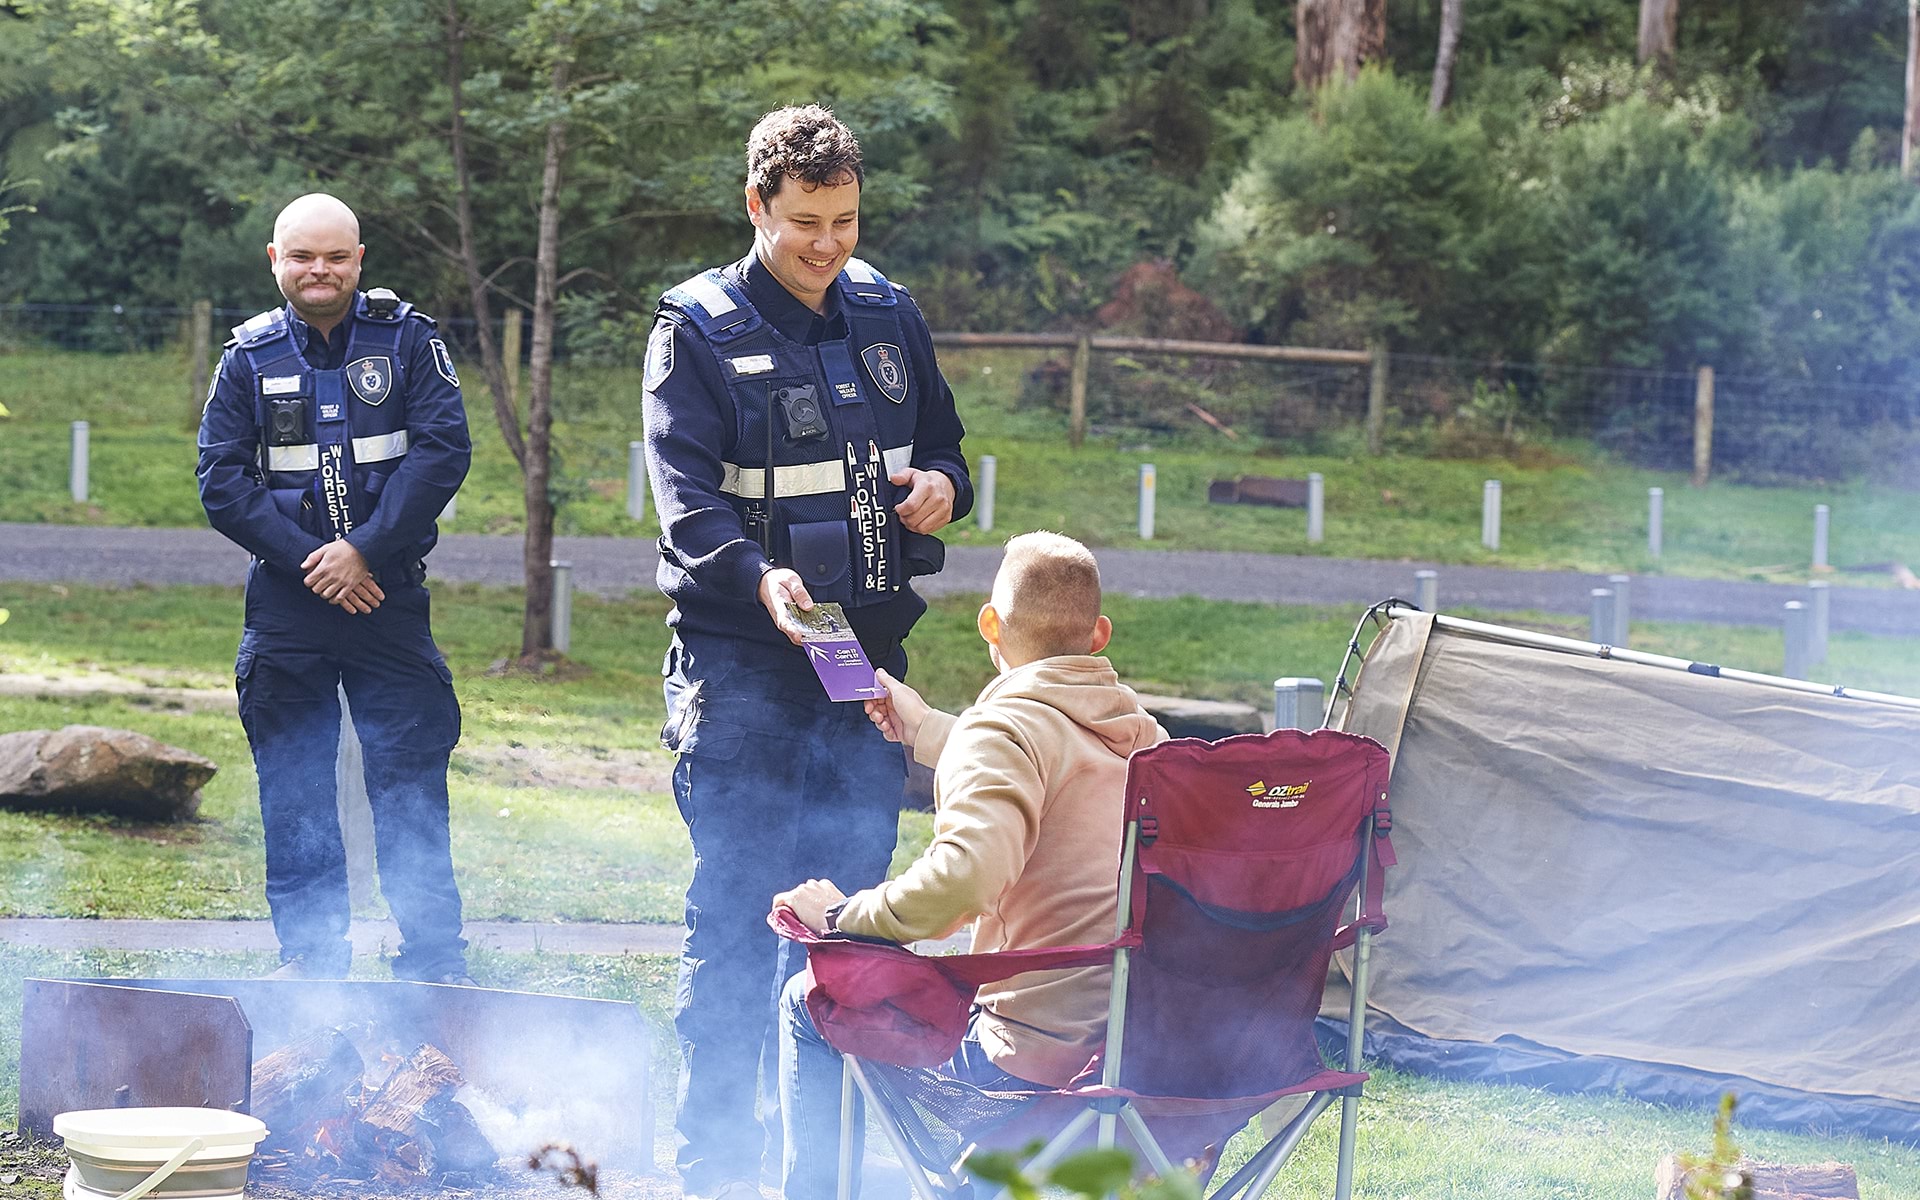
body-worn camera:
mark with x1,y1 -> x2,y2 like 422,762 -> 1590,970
266,397 -> 308,446
364,287 -> 401,319
773,383 -> 828,442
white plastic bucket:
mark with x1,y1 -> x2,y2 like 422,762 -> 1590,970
54,1107 -> 268,1200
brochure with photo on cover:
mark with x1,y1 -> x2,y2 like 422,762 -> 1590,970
786,602 -> 884,701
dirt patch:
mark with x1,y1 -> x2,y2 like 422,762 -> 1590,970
454,744 -> 672,794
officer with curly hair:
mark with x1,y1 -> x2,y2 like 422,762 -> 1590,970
643,106 -> 972,1199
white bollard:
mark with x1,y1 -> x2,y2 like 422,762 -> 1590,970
976,455 -> 997,533
1813,504 -> 1830,570
1306,472 -> 1324,544
550,560 -> 574,654
1414,569 -> 1438,612
70,420 -> 89,503
1482,479 -> 1501,551
628,441 -> 648,522
1648,487 -> 1664,559
1273,678 -> 1326,732
1808,580 -> 1830,665
1783,601 -> 1810,680
1589,588 -> 1615,644
440,491 -> 457,524
1138,464 -> 1156,541
1608,574 -> 1631,647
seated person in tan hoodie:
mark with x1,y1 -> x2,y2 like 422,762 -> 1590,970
772,531 -> 1168,1200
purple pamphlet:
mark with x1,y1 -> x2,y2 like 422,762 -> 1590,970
787,602 -> 884,702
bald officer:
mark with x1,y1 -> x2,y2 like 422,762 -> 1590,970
197,193 -> 474,985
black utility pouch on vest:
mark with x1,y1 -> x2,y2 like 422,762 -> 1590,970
902,531 -> 945,579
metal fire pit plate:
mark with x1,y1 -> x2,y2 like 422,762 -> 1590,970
20,977 -> 653,1169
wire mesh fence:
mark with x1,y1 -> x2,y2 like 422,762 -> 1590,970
5,301 -> 1915,484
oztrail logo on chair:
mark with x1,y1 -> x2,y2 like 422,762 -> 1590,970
1246,779 -> 1310,808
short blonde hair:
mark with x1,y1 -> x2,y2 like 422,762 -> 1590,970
991,532 -> 1103,661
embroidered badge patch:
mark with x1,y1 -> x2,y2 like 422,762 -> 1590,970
430,338 -> 460,387
346,355 -> 393,405
861,343 -> 908,404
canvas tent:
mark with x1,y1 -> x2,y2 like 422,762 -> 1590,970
1333,608 -> 1920,1139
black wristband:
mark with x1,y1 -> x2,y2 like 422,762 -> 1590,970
823,901 -> 848,934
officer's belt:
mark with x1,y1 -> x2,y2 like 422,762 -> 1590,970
720,442 -> 913,500
372,558 -> 428,589
266,430 -> 410,472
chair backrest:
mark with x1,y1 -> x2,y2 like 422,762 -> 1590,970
1111,728 -> 1393,1099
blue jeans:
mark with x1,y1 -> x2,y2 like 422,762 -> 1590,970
234,561 -> 466,980
779,973 -> 1035,1200
665,631 -> 908,1194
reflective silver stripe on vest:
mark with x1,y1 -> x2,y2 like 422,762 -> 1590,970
353,429 -> 409,463
720,458 -> 844,499
266,444 -> 319,471
682,274 -> 736,318
719,442 -> 914,499
264,430 -> 409,473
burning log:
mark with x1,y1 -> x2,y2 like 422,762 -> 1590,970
356,1044 -> 498,1183
249,1032 -> 499,1187
250,1026 -> 364,1143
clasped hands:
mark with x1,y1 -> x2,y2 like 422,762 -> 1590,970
302,539 -> 383,614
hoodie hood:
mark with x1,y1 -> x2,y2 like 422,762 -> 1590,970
975,655 -> 1163,760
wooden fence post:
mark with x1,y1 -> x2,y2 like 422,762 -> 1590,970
502,307 -> 525,413
186,299 -> 212,428
1692,365 -> 1714,487
1069,335 -> 1090,449
1367,341 -> 1388,456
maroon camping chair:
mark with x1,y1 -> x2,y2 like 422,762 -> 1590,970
770,727 -> 1396,1200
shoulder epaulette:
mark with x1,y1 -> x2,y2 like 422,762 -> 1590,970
228,308 -> 289,349
838,258 -> 899,308
660,268 -> 762,342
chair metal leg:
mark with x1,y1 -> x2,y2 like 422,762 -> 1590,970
837,1059 -> 857,1200
1335,921 -> 1376,1200
1023,1106 -> 1100,1175
1117,1104 -> 1177,1179
845,1059 -> 967,1200
1207,1091 -> 1333,1200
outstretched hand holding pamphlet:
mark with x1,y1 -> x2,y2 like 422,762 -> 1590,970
786,602 -> 884,702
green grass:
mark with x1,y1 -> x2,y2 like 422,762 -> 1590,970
5,345 -> 1917,582
4,946 -> 1920,1200
4,581 -> 1916,927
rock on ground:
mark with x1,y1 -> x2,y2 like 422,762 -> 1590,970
0,724 -> 216,821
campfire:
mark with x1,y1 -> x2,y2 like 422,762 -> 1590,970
250,1026 -> 498,1187
19,975 -> 654,1192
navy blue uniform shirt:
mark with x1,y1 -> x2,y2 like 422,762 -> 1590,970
644,253 -> 972,656
198,302 -> 471,576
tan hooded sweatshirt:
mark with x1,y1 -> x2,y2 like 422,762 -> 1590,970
835,655 -> 1167,1086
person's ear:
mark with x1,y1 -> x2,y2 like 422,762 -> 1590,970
1089,614 -> 1112,655
977,602 -> 1003,647
266,242 -> 279,268
745,185 -> 764,227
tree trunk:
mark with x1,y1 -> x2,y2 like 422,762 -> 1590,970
1906,0 -> 1919,179
1429,0 -> 1463,112
442,0 -> 525,471
1295,0 -> 1387,92
518,57 -> 567,659
1637,0 -> 1677,72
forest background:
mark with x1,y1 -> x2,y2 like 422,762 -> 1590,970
3,0 -> 1918,495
